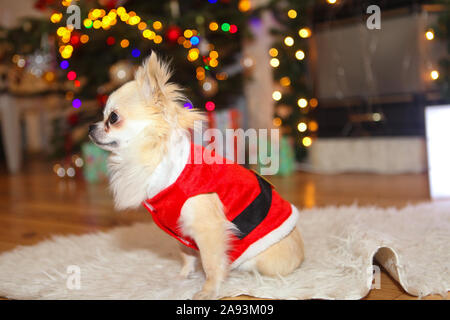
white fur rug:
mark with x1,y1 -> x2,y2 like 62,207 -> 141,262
0,202 -> 449,300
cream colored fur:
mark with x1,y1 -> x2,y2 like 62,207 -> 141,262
88,52 -> 304,299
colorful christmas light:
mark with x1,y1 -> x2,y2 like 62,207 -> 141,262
72,98 -> 81,108
67,71 -> 77,81
60,60 -> 69,69
190,36 -> 200,46
132,48 -> 141,57
205,101 -> 216,111
288,10 -> 297,19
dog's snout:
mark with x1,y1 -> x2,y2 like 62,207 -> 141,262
88,124 -> 97,134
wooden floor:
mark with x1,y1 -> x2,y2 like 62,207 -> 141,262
0,158 -> 446,300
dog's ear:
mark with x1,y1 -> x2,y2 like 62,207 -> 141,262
136,52 -> 206,130
135,51 -> 184,105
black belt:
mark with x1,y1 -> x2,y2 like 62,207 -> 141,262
231,173 -> 273,239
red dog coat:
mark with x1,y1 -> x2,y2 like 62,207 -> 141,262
142,143 -> 298,268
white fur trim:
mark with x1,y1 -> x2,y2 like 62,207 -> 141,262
144,130 -> 191,199
230,204 -> 300,269
109,129 -> 190,210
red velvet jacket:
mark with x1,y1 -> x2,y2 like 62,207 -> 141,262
142,143 -> 296,267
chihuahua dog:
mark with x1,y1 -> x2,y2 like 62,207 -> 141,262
89,52 -> 304,299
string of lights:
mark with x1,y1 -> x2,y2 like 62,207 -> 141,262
269,0 -> 443,154
268,1 -> 316,153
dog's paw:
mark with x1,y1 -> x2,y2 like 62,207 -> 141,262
178,265 -> 195,279
177,271 -> 192,280
193,289 -> 217,300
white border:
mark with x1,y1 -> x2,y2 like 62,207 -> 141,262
231,204 -> 300,269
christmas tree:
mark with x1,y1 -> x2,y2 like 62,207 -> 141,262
12,0 -> 250,110
3,0 -> 252,159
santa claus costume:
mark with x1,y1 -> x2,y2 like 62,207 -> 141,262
142,143 -> 299,269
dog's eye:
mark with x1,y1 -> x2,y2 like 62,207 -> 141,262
109,112 -> 119,125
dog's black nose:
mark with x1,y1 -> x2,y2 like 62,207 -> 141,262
88,124 -> 97,134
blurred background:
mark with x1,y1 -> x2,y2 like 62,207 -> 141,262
0,0 -> 448,270
0,0 -> 449,171
0,0 -> 448,176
